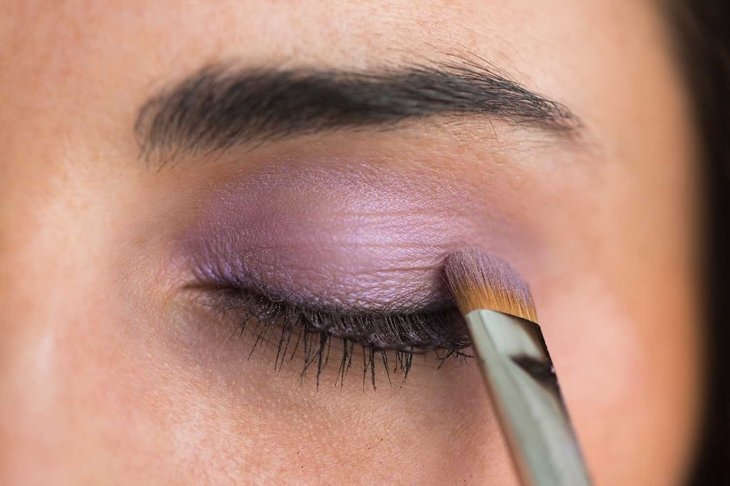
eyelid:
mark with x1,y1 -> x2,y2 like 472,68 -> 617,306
179,161 -> 505,314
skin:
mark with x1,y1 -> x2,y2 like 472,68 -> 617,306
0,1 -> 701,485
184,159 -> 541,312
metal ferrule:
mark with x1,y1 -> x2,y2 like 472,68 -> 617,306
465,309 -> 591,486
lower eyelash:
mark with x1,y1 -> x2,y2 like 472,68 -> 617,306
195,286 -> 471,388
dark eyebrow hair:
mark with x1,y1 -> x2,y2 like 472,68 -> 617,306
135,61 -> 582,159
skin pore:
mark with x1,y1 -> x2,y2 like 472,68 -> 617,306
0,1 -> 701,485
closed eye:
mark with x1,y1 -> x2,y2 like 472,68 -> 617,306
189,282 -> 471,387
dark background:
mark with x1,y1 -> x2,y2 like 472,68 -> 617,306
672,1 -> 730,484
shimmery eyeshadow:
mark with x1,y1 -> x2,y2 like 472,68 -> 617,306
182,158 -> 533,312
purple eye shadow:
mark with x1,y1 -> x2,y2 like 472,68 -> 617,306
181,159 -> 531,312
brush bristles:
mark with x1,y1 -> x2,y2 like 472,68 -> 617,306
443,249 -> 538,322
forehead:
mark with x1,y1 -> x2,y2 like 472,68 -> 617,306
2,0 -> 686,165
5,1 -> 670,90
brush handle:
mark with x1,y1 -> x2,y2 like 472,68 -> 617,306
466,309 -> 591,486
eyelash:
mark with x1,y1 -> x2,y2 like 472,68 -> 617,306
193,284 -> 471,388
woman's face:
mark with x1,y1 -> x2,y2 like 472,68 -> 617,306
0,1 -> 702,484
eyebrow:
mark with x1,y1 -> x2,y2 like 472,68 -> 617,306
135,61 -> 582,159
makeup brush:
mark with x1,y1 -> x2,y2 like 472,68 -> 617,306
444,249 -> 591,486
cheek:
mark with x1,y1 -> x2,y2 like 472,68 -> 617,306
539,275 -> 644,415
103,282 -> 514,484
535,263 -> 700,485
77,272 -> 264,482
